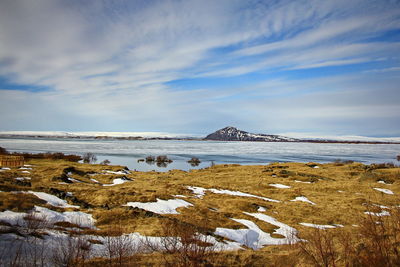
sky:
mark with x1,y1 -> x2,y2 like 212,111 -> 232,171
0,0 -> 399,137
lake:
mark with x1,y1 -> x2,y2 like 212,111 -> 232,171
0,138 -> 399,171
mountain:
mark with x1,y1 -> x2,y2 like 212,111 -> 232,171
205,126 -> 297,142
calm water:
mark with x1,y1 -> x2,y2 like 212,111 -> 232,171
0,138 -> 399,171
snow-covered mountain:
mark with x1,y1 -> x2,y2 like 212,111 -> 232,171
205,127 -> 297,142
0,131 -> 200,139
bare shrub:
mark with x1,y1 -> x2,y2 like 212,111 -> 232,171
296,228 -> 337,267
156,155 -> 172,163
294,206 -> 400,267
333,159 -> 354,166
0,146 -> 8,155
368,162 -> 396,170
103,224 -> 139,266
188,157 -> 201,167
52,234 -> 92,267
143,219 -> 217,267
101,159 -> 111,165
145,156 -> 155,162
82,152 -> 97,164
354,206 -> 400,266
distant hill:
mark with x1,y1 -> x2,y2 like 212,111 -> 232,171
205,126 -> 297,142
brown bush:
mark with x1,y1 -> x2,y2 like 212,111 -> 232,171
102,223 -> 140,266
294,206 -> 400,267
188,157 -> 201,167
0,146 -> 8,155
11,152 -> 81,162
143,219 -> 217,267
83,152 -> 97,164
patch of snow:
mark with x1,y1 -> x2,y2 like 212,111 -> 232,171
34,206 -> 96,228
28,191 -> 79,208
338,190 -> 345,193
125,198 -> 193,214
0,210 -> 26,225
187,186 -> 206,198
0,206 -> 95,228
257,206 -> 267,212
15,177 -> 31,181
19,167 -> 32,170
67,177 -> 82,183
299,223 -> 337,229
215,213 -> 299,249
0,167 -> 11,171
90,178 -> 100,183
295,180 -> 312,184
103,178 -> 132,186
291,196 -> 316,205
373,188 -> 394,195
269,183 -> 291,189
23,164 -> 32,167
313,166 -> 320,169
20,170 -> 30,174
365,211 -> 391,216
245,212 -> 298,241
173,195 -> 187,198
377,180 -> 391,185
187,186 -> 280,202
374,204 -> 389,209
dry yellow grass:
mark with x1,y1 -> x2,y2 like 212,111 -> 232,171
1,158 -> 399,265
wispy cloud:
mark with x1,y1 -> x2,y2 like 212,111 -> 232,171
0,0 -> 399,135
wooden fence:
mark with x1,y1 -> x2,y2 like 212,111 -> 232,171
0,155 -> 25,167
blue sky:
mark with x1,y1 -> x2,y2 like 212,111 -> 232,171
0,0 -> 399,137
